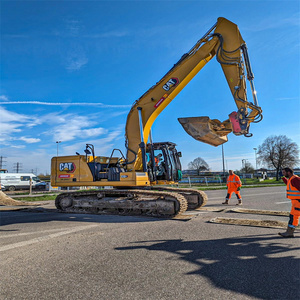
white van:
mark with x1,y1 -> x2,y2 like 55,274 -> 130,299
0,173 -> 41,191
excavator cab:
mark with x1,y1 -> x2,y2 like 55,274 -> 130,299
146,142 -> 182,184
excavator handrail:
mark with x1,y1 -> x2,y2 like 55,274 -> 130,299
105,148 -> 127,171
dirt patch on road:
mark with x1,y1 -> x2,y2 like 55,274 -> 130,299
0,191 -> 40,206
209,217 -> 289,229
196,207 -> 225,212
230,208 -> 289,217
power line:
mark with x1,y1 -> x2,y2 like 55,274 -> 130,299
13,162 -> 23,173
0,156 -> 7,169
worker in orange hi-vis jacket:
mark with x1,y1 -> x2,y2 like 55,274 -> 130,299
222,170 -> 242,205
278,167 -> 300,238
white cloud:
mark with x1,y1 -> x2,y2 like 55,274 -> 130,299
64,43 -> 89,71
48,115 -> 108,142
19,136 -> 41,143
65,19 -> 82,36
62,128 -> 123,156
10,145 -> 26,149
85,30 -> 130,39
245,13 -> 300,32
0,122 -> 22,136
0,107 -> 111,147
0,107 -> 38,144
275,97 -> 299,101
0,101 -> 131,108
83,128 -> 107,137
0,105 -> 126,173
0,95 -> 9,101
0,106 -> 30,122
65,54 -> 88,71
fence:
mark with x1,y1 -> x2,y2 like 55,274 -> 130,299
179,176 -> 225,187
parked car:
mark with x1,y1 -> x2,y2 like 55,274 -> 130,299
1,183 -> 6,191
34,181 -> 48,190
0,173 -> 41,191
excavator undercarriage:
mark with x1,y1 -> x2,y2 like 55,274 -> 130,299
56,189 -> 188,218
55,187 -> 207,218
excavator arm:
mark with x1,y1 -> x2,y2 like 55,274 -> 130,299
125,17 -> 262,171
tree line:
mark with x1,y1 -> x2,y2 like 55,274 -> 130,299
188,135 -> 299,180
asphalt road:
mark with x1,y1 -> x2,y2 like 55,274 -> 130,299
0,186 -> 299,300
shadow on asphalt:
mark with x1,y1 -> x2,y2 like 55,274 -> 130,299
0,207 -> 173,226
115,235 -> 300,300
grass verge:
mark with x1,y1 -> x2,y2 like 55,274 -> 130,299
14,195 -> 57,202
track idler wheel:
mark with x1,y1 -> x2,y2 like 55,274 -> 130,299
55,195 -> 74,211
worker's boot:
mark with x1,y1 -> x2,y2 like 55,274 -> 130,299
236,200 -> 242,206
278,226 -> 295,238
222,199 -> 229,205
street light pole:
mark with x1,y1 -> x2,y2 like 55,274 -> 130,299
56,141 -> 61,156
222,144 -> 226,183
253,148 -> 258,170
222,144 -> 225,174
242,159 -> 248,184
242,159 -> 248,172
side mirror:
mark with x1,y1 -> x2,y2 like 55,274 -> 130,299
178,152 -> 182,157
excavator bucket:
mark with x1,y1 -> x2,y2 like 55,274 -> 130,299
178,117 -> 228,147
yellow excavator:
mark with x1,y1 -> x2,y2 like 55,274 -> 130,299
51,17 -> 262,217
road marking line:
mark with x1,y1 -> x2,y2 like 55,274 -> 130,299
0,224 -> 99,252
0,228 -> 74,239
243,192 -> 285,197
275,201 -> 290,204
208,191 -> 285,200
183,211 -> 208,215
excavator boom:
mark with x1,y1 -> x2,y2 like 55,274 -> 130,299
125,17 -> 262,171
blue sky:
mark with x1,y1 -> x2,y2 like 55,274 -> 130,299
0,0 -> 299,174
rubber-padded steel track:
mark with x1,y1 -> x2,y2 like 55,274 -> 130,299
152,187 -> 208,209
55,189 -> 188,218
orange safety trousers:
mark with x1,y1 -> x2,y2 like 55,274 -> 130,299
226,189 -> 242,200
288,200 -> 300,228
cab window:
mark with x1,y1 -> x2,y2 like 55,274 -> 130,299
153,150 -> 164,166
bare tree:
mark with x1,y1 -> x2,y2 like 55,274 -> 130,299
257,135 -> 299,180
188,157 -> 209,175
240,161 -> 255,174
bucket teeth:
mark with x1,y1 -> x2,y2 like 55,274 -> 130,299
178,116 -> 229,147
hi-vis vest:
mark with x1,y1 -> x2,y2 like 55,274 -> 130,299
286,175 -> 300,200
227,174 -> 241,189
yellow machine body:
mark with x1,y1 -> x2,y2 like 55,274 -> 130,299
51,17 -> 262,190
51,155 -> 151,187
